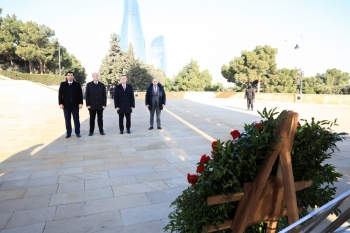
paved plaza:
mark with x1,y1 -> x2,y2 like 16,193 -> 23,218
0,79 -> 349,232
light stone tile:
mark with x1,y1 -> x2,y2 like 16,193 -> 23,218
146,186 -> 187,204
30,169 -> 57,179
127,158 -> 169,168
40,156 -> 83,165
112,180 -> 169,197
61,159 -> 104,169
58,171 -> 108,183
85,176 -> 138,190
0,160 -> 42,169
103,156 -> 144,164
32,163 -> 61,171
0,189 -> 26,201
135,170 -> 184,183
54,202 -> 85,220
153,161 -> 197,172
0,176 -> 58,191
83,163 -> 129,173
163,177 -> 189,189
5,206 -> 56,229
24,184 -> 58,198
121,202 -> 173,226
43,210 -> 123,233
97,220 -> 165,233
83,193 -> 151,215
141,153 -> 166,160
56,167 -> 83,176
108,166 -> 154,178
0,172 -> 31,182
0,213 -> 12,230
57,181 -> 84,194
0,223 -> 45,233
0,195 -> 52,214
165,154 -> 201,163
50,187 -> 114,206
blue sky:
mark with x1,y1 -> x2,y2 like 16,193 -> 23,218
1,0 -> 350,84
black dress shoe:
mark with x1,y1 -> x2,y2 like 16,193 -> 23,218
127,130 -> 131,134
120,131 -> 124,134
157,127 -> 162,130
65,135 -> 71,138
76,134 -> 81,137
100,131 -> 105,135
148,127 -> 153,130
88,132 -> 93,136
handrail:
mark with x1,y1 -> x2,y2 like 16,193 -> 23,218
279,190 -> 350,233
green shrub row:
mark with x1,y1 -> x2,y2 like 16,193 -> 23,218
0,70 -> 65,85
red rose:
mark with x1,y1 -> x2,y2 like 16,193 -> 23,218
297,122 -> 301,127
230,130 -> 241,139
196,165 -> 205,173
200,154 -> 210,163
211,141 -> 218,152
254,122 -> 263,131
187,173 -> 198,186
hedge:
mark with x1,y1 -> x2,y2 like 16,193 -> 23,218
0,70 -> 65,85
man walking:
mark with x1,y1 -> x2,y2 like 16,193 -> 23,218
109,85 -> 115,99
114,75 -> 135,134
58,71 -> 83,138
244,83 -> 255,111
145,78 -> 166,130
86,73 -> 106,136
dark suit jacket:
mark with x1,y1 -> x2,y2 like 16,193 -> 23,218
244,87 -> 255,100
85,81 -> 107,110
58,81 -> 83,108
145,83 -> 166,110
114,83 -> 135,113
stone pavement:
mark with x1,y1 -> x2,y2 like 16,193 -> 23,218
0,79 -> 349,233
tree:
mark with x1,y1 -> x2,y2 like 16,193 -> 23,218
99,33 -> 124,86
171,60 -> 212,91
263,68 -> 299,93
221,45 -> 278,92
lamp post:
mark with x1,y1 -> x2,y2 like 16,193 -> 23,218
294,35 -> 303,94
58,41 -> 61,75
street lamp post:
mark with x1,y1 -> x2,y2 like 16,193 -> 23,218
294,35 -> 303,94
58,42 -> 61,75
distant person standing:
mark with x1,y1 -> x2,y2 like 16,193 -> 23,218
110,85 -> 115,99
244,83 -> 255,111
114,75 -> 135,134
86,73 -> 106,136
58,71 -> 83,138
145,78 -> 166,130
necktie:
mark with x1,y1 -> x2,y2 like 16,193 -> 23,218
154,87 -> 156,94
95,82 -> 97,85
69,82 -> 72,86
123,85 -> 125,91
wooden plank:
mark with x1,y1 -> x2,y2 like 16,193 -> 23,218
294,180 -> 313,191
207,193 -> 244,206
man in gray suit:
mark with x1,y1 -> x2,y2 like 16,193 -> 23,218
145,78 -> 166,130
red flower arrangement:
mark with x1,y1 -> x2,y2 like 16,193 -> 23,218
254,122 -> 263,131
187,173 -> 198,186
230,130 -> 241,139
211,141 -> 218,152
200,154 -> 210,164
196,165 -> 205,173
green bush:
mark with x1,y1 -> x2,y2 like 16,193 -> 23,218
164,108 -> 348,233
0,70 -> 65,85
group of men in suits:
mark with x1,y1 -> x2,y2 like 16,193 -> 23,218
58,72 -> 166,137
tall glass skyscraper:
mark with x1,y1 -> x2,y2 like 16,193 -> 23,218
120,0 -> 146,63
147,36 -> 167,75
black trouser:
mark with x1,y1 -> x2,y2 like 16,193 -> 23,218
110,93 -> 114,99
118,112 -> 131,131
63,103 -> 80,136
247,99 -> 254,110
89,109 -> 103,133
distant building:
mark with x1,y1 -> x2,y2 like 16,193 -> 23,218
120,0 -> 146,63
147,36 -> 167,75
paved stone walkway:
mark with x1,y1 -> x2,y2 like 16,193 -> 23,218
0,79 -> 349,232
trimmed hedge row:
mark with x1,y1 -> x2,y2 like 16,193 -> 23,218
0,70 -> 65,85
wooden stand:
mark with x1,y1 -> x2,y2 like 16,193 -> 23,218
203,111 -> 312,233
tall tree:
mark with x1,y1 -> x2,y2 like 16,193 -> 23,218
221,45 -> 278,92
264,68 -> 299,93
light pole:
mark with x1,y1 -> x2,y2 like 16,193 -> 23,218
294,35 -> 303,94
58,41 -> 61,75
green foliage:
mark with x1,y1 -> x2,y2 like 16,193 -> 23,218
164,108 -> 347,233
0,70 -> 64,85
221,45 -> 278,92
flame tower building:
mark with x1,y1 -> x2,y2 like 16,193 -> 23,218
120,0 -> 146,63
147,36 -> 167,75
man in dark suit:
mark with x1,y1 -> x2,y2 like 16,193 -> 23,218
109,86 -> 115,99
244,83 -> 255,111
58,71 -> 83,138
86,73 -> 107,136
114,75 -> 135,134
145,78 -> 166,130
